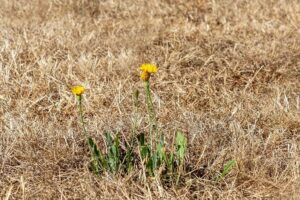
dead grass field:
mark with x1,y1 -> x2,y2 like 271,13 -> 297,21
0,0 -> 300,199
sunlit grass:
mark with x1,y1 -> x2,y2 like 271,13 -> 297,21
1,0 -> 299,199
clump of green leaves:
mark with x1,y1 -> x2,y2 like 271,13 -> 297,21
84,130 -> 188,180
86,132 -> 133,174
136,132 -> 188,179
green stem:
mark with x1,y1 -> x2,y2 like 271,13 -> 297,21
144,81 -> 158,150
77,95 -> 89,140
76,95 -> 100,173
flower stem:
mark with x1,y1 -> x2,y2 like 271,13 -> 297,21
77,96 -> 88,137
144,81 -> 157,149
76,95 -> 100,174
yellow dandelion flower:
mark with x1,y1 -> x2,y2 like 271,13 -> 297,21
71,85 -> 85,96
140,63 -> 158,73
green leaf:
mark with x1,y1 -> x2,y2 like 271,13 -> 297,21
88,137 -> 99,156
87,137 -> 107,173
140,145 -> 150,160
124,147 -> 134,173
105,133 -> 121,173
166,152 -> 174,173
105,132 -> 113,147
175,131 -> 187,166
156,142 -> 166,167
146,156 -> 154,176
152,153 -> 158,170
137,133 -> 146,146
216,160 -> 237,181
158,135 -> 166,161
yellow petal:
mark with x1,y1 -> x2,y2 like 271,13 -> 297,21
71,85 -> 85,96
140,63 -> 158,73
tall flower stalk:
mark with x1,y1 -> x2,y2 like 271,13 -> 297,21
140,64 -> 158,149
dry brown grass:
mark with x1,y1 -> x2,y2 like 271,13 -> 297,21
1,0 -> 300,199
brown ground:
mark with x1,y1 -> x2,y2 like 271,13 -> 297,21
0,0 -> 299,199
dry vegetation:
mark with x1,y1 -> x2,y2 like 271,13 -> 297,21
1,0 -> 300,199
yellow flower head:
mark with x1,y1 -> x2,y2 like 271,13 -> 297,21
71,85 -> 85,96
140,63 -> 158,73
140,63 -> 158,81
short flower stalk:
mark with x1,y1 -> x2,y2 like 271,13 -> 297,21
71,86 -> 102,174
